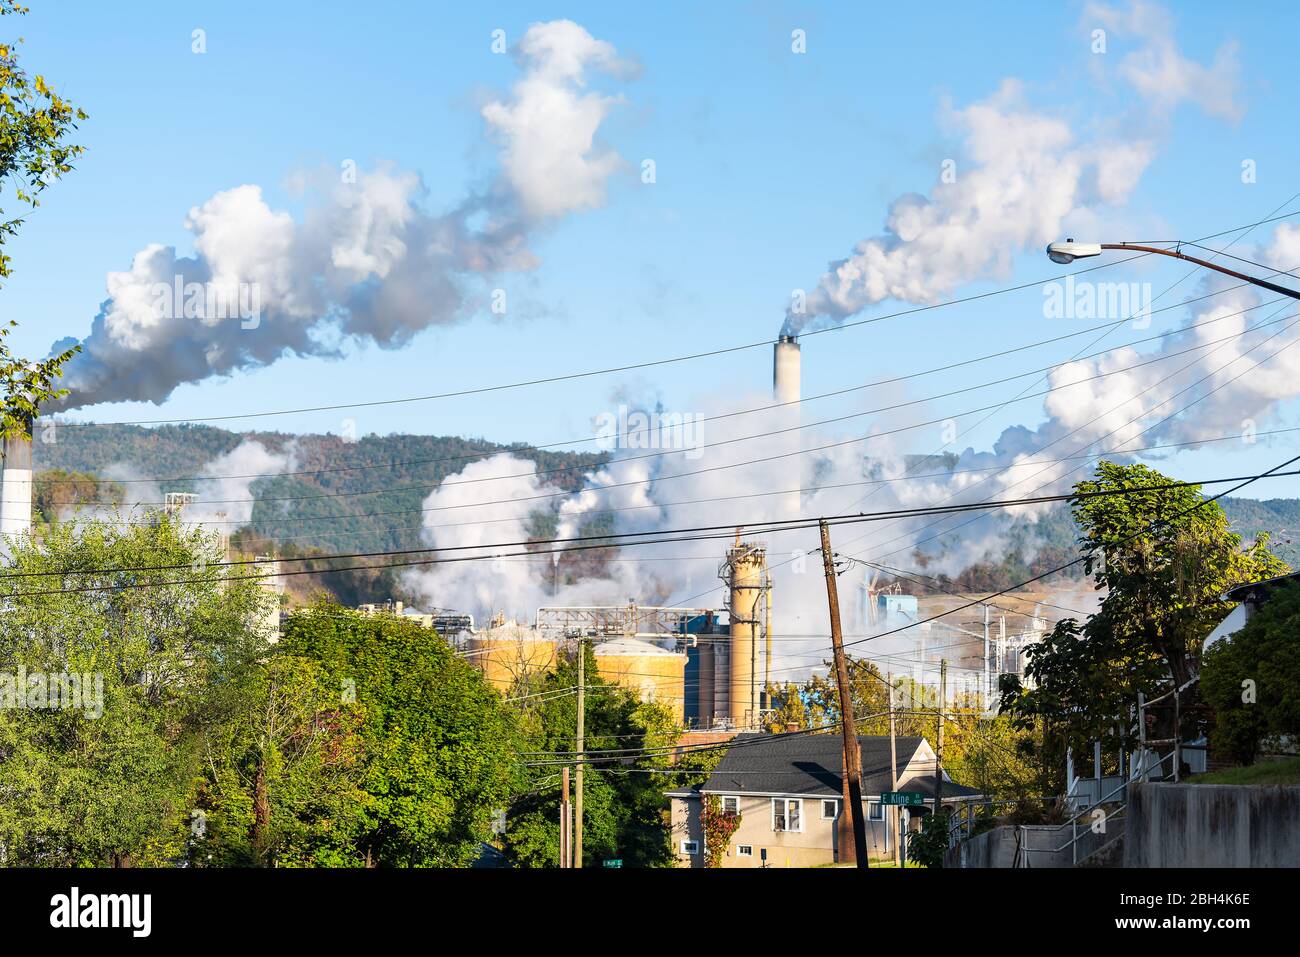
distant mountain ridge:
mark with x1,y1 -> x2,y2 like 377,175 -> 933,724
31,424 -> 1298,583
33,423 -> 607,555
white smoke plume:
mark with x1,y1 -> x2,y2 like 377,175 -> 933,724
1085,0 -> 1242,121
183,439 -> 297,531
785,0 -> 1241,335
51,20 -> 631,411
402,452 -> 672,623
783,79 -> 1156,334
396,4 -> 1271,676
482,19 -> 637,220
70,439 -> 293,543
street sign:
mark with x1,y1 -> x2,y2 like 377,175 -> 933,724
881,791 -> 926,807
603,859 -> 623,868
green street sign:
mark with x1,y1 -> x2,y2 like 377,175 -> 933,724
603,859 -> 623,868
881,791 -> 926,807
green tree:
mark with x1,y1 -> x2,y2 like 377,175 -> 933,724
0,1 -> 85,431
907,810 -> 950,868
0,513 -> 271,866
193,654 -> 369,867
765,660 -> 935,738
945,711 -> 1044,810
1201,579 -> 1300,766
33,469 -> 124,526
503,642 -> 678,868
1001,462 -> 1286,775
277,602 -> 520,866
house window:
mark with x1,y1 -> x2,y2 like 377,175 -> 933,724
821,799 -> 838,819
868,801 -> 884,821
722,796 -> 740,815
737,845 -> 753,857
772,798 -> 802,832
681,840 -> 699,855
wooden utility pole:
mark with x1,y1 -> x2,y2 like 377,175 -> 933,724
839,747 -> 854,865
888,671 -> 900,868
819,520 -> 869,869
560,766 -> 571,868
934,658 -> 946,815
575,638 -> 585,868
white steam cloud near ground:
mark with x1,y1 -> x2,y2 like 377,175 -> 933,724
78,439 -> 294,540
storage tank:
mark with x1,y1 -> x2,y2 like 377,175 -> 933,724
466,621 -> 558,691
593,636 -> 688,723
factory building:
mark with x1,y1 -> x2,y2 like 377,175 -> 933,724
357,599 -> 437,630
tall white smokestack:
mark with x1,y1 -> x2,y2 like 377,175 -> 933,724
774,334 -> 801,404
773,335 -> 801,519
1,431 -> 33,553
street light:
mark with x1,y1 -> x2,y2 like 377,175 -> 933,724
1045,238 -> 1300,300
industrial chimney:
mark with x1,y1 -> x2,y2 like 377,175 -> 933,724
725,533 -> 768,729
773,334 -> 801,519
0,430 -> 33,551
773,334 -> 801,404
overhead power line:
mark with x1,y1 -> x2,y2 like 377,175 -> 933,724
3,469 -> 1298,594
48,310 -> 1299,532
41,284 -> 1286,489
44,302 -> 1292,509
46,206 -> 1300,428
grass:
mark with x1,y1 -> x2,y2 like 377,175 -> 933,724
869,858 -> 924,868
1186,756 -> 1300,786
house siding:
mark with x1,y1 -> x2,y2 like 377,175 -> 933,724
670,792 -> 896,867
668,741 -> 954,868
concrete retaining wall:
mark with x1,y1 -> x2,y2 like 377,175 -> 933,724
1124,782 -> 1300,867
945,825 -> 1080,868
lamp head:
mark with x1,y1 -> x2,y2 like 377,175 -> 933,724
1046,239 -> 1103,264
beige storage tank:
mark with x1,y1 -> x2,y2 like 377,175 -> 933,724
593,636 -> 688,723
466,621 -> 558,692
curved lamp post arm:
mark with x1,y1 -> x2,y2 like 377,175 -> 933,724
1046,239 -> 1300,301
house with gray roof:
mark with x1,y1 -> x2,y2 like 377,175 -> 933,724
666,732 -> 980,867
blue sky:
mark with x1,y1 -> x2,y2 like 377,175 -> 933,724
7,0 -> 1300,499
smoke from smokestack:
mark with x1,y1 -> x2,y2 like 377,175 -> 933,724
50,20 -> 634,412
781,80 -> 1155,337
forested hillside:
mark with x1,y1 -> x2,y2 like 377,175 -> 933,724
896,497 -> 1296,595
31,425 -> 1298,599
33,424 -> 607,555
